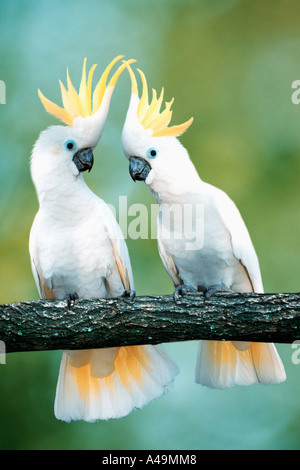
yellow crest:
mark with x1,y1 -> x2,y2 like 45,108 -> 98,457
38,56 -> 132,126
125,62 -> 193,137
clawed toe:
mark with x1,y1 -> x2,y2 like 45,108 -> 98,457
173,284 -> 197,303
204,283 -> 233,302
65,293 -> 79,309
122,289 -> 136,301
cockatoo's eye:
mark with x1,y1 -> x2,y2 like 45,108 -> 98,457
147,147 -> 158,159
64,139 -> 76,151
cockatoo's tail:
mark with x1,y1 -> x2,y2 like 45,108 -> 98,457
38,56 -> 135,148
123,62 -> 193,137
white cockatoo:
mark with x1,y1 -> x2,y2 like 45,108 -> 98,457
29,56 -> 179,422
121,63 -> 286,389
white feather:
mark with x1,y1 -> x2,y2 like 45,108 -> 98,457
121,112 -> 286,389
29,125 -> 179,422
196,340 -> 286,389
54,346 -> 179,422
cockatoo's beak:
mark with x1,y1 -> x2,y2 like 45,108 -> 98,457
72,148 -> 94,173
129,156 -> 152,182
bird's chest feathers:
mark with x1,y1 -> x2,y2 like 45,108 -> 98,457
37,219 -> 111,284
158,191 -> 231,251
158,195 -> 238,285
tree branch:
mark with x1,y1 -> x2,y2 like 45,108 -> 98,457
1,292 -> 299,353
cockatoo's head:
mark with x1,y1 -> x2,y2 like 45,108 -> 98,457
121,63 -> 195,196
31,56 -> 133,196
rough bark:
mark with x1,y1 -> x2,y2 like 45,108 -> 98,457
0,292 -> 299,353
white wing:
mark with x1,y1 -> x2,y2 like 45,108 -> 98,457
99,201 -> 135,293
210,184 -> 264,293
29,211 -> 55,299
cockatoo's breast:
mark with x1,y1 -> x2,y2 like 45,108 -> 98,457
31,191 -> 124,300
158,185 -> 253,293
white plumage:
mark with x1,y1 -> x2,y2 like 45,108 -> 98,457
29,61 -> 179,422
121,65 -> 286,389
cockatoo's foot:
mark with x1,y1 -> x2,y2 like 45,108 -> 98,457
173,284 -> 197,303
204,283 -> 233,302
65,293 -> 79,309
122,289 -> 136,301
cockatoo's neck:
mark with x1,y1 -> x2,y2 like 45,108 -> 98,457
35,170 -> 95,224
147,145 -> 202,205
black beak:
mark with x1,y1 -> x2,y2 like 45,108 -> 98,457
129,156 -> 152,182
72,148 -> 94,173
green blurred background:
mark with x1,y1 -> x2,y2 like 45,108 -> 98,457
0,0 -> 300,450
